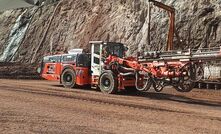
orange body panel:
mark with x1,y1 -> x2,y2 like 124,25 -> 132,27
75,67 -> 91,85
41,63 -> 61,81
41,62 -> 91,86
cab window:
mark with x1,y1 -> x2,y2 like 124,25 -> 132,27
43,56 -> 61,63
76,54 -> 91,67
61,54 -> 77,62
104,43 -> 124,58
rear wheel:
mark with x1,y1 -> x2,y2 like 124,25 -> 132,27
99,71 -> 118,94
61,68 -> 76,88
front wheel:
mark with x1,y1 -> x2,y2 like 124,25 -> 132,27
61,68 -> 76,88
99,71 -> 118,94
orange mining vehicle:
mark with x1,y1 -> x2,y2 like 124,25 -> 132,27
39,0 -> 221,94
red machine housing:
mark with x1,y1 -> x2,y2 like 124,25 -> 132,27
41,53 -> 91,86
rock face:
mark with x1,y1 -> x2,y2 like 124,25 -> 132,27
0,0 -> 221,63
0,10 -> 23,56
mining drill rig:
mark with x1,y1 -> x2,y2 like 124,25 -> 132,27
39,0 -> 221,94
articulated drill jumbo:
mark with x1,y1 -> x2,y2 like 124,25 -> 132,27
39,0 -> 221,94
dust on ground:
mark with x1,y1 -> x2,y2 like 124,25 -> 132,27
0,79 -> 220,134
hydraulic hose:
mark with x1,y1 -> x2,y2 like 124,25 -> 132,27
135,71 -> 152,91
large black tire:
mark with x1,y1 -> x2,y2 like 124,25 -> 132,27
61,68 -> 76,88
99,71 -> 118,94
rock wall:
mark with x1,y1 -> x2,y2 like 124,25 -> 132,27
0,0 -> 221,63
0,10 -> 23,55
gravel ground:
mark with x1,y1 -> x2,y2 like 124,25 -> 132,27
0,79 -> 220,134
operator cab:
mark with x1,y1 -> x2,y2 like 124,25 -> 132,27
89,41 -> 127,86
102,42 -> 125,58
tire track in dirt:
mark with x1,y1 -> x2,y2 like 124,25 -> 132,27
1,84 -> 221,122
0,85 -> 184,113
2,81 -> 221,108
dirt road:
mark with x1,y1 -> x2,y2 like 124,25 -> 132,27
0,79 -> 220,134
